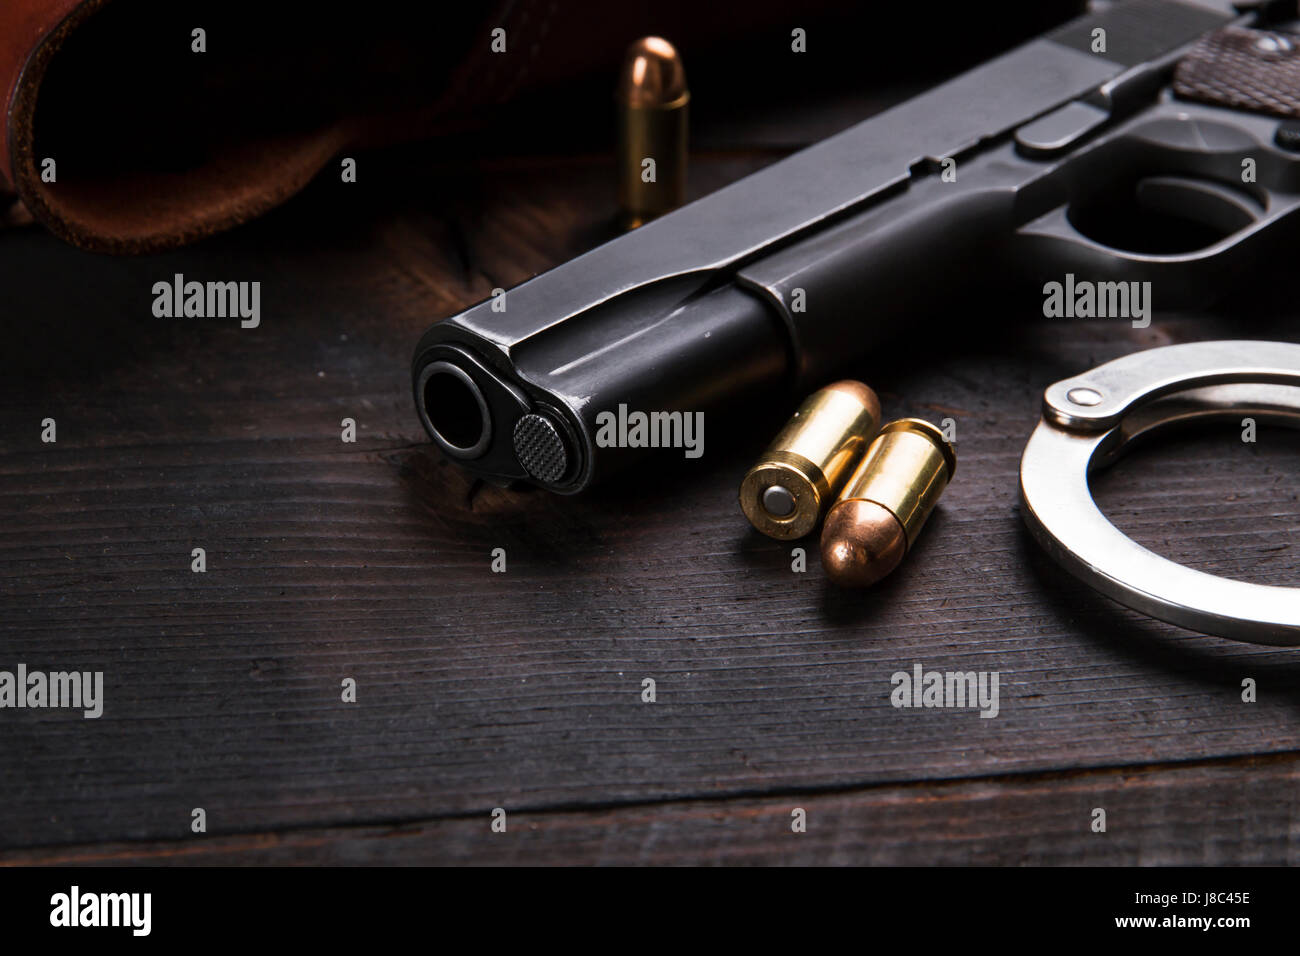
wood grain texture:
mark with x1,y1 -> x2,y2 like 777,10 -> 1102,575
5,752 -> 1296,865
1,149 -> 1298,861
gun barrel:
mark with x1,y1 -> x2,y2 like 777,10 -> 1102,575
413,0 -> 1239,492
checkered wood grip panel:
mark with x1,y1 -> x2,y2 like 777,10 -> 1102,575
1174,25 -> 1300,119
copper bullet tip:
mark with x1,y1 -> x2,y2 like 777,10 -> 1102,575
822,380 -> 881,423
820,499 -> 907,587
619,36 -> 688,108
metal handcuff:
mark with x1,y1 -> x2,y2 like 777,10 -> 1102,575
1020,340 -> 1300,646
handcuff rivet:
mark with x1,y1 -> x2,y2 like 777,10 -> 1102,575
1066,387 -> 1103,407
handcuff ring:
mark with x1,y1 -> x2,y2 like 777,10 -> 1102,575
1020,340 -> 1300,646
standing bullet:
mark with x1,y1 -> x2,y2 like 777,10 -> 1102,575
820,418 -> 956,587
617,37 -> 689,229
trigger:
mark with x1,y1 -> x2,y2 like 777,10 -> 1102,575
1134,176 -> 1263,235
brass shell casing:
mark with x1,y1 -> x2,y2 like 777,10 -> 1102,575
617,37 -> 689,228
820,418 -> 956,587
740,381 -> 882,540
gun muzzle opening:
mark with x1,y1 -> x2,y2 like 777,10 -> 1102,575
417,360 -> 492,459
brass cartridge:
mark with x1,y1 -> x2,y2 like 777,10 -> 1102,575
617,37 -> 689,228
820,418 -> 956,587
740,381 -> 882,540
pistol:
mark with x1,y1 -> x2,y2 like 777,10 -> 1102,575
413,0 -> 1300,493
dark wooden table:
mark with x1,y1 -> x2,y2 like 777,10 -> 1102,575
2,131 -> 1299,865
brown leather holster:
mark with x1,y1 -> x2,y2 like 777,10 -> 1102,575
1,0 -> 530,253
